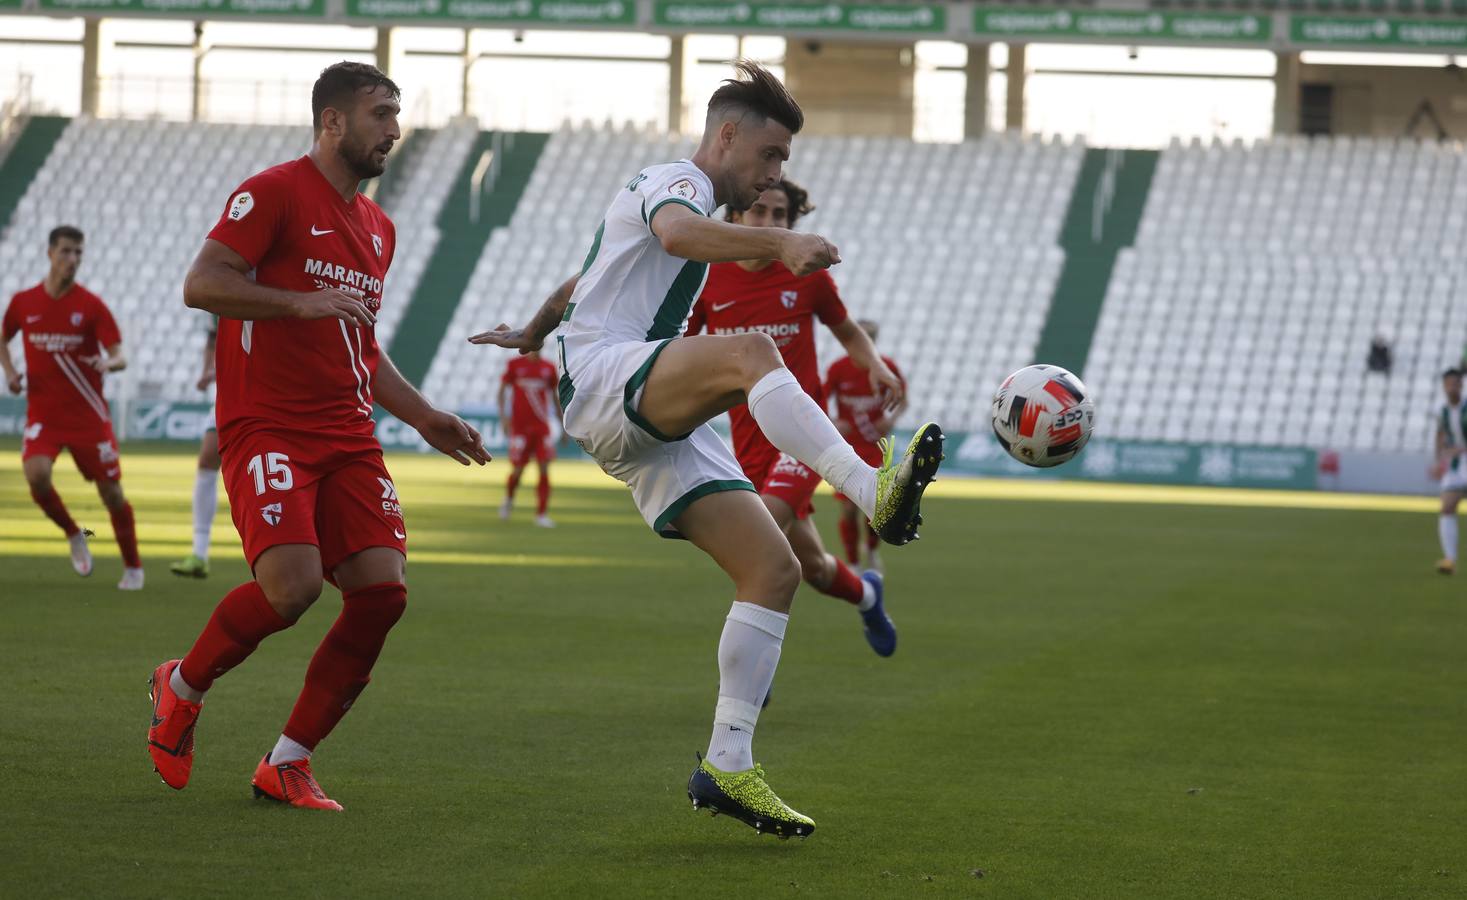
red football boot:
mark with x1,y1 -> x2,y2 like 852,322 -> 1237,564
251,754 -> 343,811
147,659 -> 201,790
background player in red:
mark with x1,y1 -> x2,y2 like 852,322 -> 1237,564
497,349 -> 561,527
686,179 -> 905,656
145,62 -> 490,811
825,319 -> 907,573
1,225 -> 143,590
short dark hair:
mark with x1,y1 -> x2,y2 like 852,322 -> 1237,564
707,60 -> 803,136
49,225 -> 83,247
725,177 -> 816,228
1445,368 -> 1462,379
312,61 -> 401,133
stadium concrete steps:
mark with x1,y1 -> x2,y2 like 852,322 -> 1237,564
0,116 -> 69,241
1033,148 -> 1158,378
388,130 -> 549,387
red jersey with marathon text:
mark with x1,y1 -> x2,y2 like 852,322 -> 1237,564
501,356 -> 559,434
824,353 -> 906,447
206,155 -> 396,451
3,282 -> 120,435
686,261 -> 848,465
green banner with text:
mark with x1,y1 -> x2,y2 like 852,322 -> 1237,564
347,0 -> 633,25
1291,16 -> 1467,50
39,0 -> 324,15
654,1 -> 946,34
974,8 -> 1270,43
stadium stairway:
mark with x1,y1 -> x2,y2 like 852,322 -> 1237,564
1033,148 -> 1158,379
387,130 -> 549,387
0,116 -> 69,239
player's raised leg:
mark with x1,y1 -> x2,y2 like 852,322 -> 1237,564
639,331 -> 941,545
173,427 -> 220,579
148,543 -> 317,789
778,507 -> 894,657
22,452 -> 91,576
676,490 -> 815,838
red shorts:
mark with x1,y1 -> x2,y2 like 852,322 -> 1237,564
22,421 -> 122,482
741,444 -> 820,520
833,437 -> 884,504
508,429 -> 554,467
221,430 -> 407,574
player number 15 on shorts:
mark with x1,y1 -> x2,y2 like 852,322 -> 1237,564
247,452 -> 294,495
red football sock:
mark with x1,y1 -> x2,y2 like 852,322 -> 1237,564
817,558 -> 864,606
506,470 -> 522,500
283,582 -> 407,750
110,502 -> 141,568
838,517 -> 859,564
866,525 -> 880,550
30,485 -> 79,537
536,470 -> 551,515
179,581 -> 293,692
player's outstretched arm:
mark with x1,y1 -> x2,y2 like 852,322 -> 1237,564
469,274 -> 577,353
374,351 -> 490,467
183,239 -> 375,327
651,203 -> 839,276
830,318 -> 903,413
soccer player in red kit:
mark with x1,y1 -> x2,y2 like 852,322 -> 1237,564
497,349 -> 561,527
145,62 -> 490,811
824,319 -> 907,573
686,179 -> 905,656
1,225 -> 143,590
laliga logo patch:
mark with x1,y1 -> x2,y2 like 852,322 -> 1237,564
260,502 -> 283,526
670,179 -> 697,201
228,191 -> 254,221
780,290 -> 798,309
371,233 -> 382,257
70,312 -> 83,326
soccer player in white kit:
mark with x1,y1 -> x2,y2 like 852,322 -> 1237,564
1431,367 -> 1467,574
471,62 -> 944,838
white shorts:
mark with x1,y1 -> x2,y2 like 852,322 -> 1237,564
559,337 -> 752,537
1442,464 -> 1467,493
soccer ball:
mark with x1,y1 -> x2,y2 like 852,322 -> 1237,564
991,364 -> 1095,468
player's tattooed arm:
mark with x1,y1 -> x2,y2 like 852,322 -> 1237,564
375,351 -> 491,467
651,202 -> 839,276
468,274 -> 577,353
184,239 -> 375,327
830,318 -> 904,413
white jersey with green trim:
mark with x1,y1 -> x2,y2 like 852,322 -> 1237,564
1440,397 -> 1467,471
556,159 -> 716,363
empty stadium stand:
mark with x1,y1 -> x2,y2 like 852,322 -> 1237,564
1086,135 -> 1467,452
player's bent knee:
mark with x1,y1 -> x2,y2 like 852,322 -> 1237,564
259,575 -> 323,621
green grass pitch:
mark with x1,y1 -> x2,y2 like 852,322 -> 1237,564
0,442 -> 1464,898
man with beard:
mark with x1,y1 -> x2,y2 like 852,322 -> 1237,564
145,62 -> 490,810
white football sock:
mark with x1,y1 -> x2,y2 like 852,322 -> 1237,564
747,368 -> 877,518
192,468 -> 219,560
1440,515 -> 1458,562
707,601 -> 787,774
857,577 -> 877,612
268,735 -> 313,765
169,665 -> 205,704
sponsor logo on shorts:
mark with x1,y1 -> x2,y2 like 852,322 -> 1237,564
97,441 -> 118,464
260,502 -> 283,526
378,477 -> 403,518
23,422 -> 42,441
393,529 -> 406,540
771,453 -> 813,479
105,467 -> 120,479
766,481 -> 794,489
